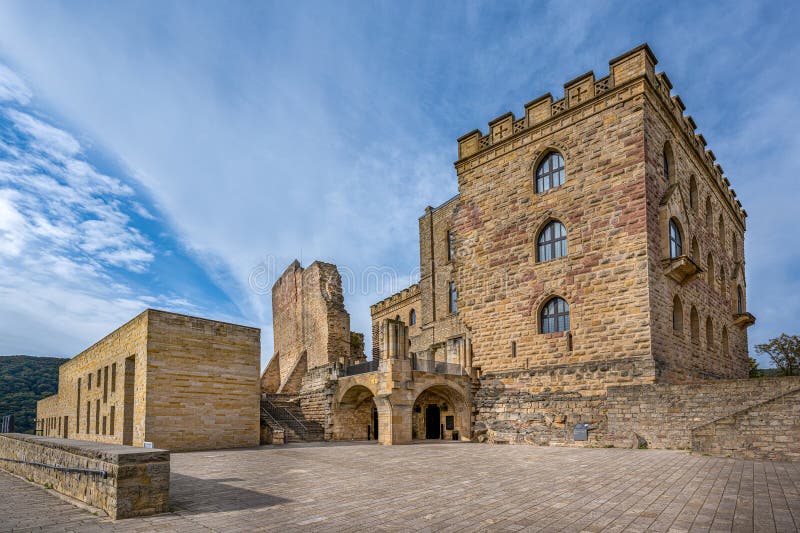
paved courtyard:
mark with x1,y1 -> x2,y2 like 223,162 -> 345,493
1,442 -> 799,532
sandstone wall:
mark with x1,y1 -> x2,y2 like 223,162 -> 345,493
370,284 -> 421,360
606,376 -> 800,450
271,261 -> 353,388
37,311 -> 149,446
144,310 -> 261,451
452,55 -> 654,385
296,365 -> 337,440
643,79 -> 749,382
0,433 -> 169,519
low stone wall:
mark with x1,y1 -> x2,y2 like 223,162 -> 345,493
297,365 -> 337,440
0,433 -> 169,519
606,377 -> 800,452
692,388 -> 800,461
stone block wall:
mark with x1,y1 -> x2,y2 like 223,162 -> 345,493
606,376 -> 800,450
0,433 -> 169,519
692,388 -> 800,461
144,310 -> 261,451
296,365 -> 337,439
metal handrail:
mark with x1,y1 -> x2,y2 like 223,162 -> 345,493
0,457 -> 107,478
262,398 -> 308,439
259,406 -> 282,430
344,360 -> 380,376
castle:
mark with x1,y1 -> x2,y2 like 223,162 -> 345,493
37,45 -> 800,460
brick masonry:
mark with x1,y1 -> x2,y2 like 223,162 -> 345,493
0,433 -> 169,519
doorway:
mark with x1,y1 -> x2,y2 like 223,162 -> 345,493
425,404 -> 441,439
372,407 -> 379,440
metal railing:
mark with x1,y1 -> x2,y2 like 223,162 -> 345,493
261,398 -> 308,440
259,405 -> 282,430
343,360 -> 380,376
0,457 -> 107,478
412,358 -> 465,376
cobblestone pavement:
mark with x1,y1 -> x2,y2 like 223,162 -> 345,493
2,442 -> 800,532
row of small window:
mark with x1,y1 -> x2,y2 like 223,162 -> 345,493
79,400 -> 116,436
672,296 -> 731,355
664,143 -> 739,257
42,416 -> 65,437
84,363 -> 117,402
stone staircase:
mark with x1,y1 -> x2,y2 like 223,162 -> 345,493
261,394 -> 325,443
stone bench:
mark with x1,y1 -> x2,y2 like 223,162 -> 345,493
0,433 -> 169,519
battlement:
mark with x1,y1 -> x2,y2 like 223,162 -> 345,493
456,43 -> 746,224
370,283 -> 420,315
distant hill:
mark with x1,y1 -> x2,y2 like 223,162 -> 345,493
0,355 -> 67,434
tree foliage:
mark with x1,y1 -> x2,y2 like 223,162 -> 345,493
755,334 -> 800,377
0,355 -> 65,434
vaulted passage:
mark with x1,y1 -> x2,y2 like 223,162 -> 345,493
333,385 -> 379,441
413,385 -> 469,441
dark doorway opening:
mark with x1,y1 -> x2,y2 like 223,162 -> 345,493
425,405 -> 441,439
372,407 -> 379,440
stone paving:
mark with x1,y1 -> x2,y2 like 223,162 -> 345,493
1,442 -> 799,532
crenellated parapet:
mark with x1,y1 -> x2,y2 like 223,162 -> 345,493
456,43 -> 746,224
370,283 -> 421,316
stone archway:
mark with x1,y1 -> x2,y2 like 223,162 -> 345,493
333,385 -> 379,441
412,384 -> 470,441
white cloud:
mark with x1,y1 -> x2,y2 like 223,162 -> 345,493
0,63 -> 31,105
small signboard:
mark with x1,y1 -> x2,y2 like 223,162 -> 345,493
143,441 -> 154,449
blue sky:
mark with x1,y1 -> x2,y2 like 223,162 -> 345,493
0,1 -> 797,370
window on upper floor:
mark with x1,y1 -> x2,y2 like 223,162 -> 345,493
537,220 -> 567,262
535,152 -> 565,193
409,309 -> 416,326
663,142 -> 674,182
689,175 -> 698,211
707,254 -> 715,291
706,316 -> 714,349
718,214 -> 725,242
672,295 -> 683,333
737,285 -> 744,314
691,237 -> 699,261
541,297 -> 570,333
705,197 -> 713,228
446,230 -> 454,261
669,218 -> 683,258
721,326 -> 729,356
448,282 -> 458,313
690,306 -> 700,343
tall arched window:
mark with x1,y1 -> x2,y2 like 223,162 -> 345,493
721,326 -> 729,356
669,218 -> 683,258
663,142 -> 674,182
731,232 -> 738,260
689,175 -> 698,211
537,221 -> 567,261
672,295 -> 683,333
691,237 -> 700,260
707,254 -> 715,291
736,286 -> 744,314
409,309 -> 417,326
541,297 -> 569,333
705,197 -> 713,228
690,306 -> 700,343
535,152 -> 565,193
719,266 -> 727,297
718,214 -> 724,241
706,316 -> 714,349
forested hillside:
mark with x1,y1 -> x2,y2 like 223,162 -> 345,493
0,355 -> 66,434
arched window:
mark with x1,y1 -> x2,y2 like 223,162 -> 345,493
706,316 -> 714,349
705,197 -> 713,228
707,254 -> 715,291
537,221 -> 567,261
736,286 -> 744,314
719,266 -> 727,297
718,214 -> 724,241
690,306 -> 700,343
541,297 -> 569,333
535,152 -> 565,193
689,175 -> 698,210
721,326 -> 729,356
669,218 -> 683,258
731,232 -> 738,260
395,315 -> 401,322
448,282 -> 457,313
409,309 -> 416,326
663,142 -> 674,182
672,295 -> 683,333
691,237 -> 699,260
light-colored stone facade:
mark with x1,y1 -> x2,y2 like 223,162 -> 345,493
37,309 -> 261,451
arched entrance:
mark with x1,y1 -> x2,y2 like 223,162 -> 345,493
334,385 -> 379,441
413,384 -> 469,441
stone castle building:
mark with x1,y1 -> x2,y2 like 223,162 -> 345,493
35,44 -> 798,460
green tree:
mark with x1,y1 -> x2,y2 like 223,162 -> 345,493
755,334 -> 800,377
748,357 -> 761,378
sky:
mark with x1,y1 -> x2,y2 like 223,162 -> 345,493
0,1 -> 798,370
